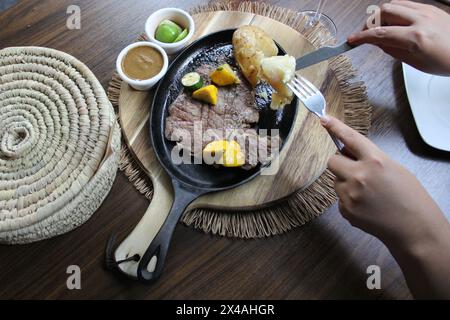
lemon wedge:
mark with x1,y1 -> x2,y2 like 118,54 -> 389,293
192,85 -> 218,105
210,64 -> 241,86
203,140 -> 245,167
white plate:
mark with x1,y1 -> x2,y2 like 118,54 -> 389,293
402,63 -> 450,151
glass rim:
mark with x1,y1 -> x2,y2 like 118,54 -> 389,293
299,10 -> 337,30
298,10 -> 337,40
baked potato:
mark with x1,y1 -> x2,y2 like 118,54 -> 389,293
232,26 -> 278,87
261,55 -> 296,109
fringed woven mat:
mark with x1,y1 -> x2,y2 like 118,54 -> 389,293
107,1 -> 371,238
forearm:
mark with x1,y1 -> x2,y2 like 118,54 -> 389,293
384,208 -> 450,299
322,116 -> 450,298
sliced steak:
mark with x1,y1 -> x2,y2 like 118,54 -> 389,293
165,63 -> 278,168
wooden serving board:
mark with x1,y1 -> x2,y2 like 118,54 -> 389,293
114,11 -> 344,277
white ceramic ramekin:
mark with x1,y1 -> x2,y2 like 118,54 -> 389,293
145,8 -> 195,55
116,41 -> 168,91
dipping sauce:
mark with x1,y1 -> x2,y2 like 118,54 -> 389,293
122,46 -> 164,80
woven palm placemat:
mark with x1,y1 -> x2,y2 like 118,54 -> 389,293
107,1 -> 371,238
0,46 -> 121,244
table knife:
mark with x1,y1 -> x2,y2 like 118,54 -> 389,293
296,41 -> 357,70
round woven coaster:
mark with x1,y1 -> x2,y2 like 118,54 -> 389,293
107,1 -> 372,238
0,46 -> 121,244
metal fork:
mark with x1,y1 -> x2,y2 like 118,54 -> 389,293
287,74 -> 345,152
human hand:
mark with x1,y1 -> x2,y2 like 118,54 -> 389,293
321,116 -> 448,250
322,115 -> 450,298
348,0 -> 450,76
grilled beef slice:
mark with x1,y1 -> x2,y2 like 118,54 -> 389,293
165,64 -> 279,168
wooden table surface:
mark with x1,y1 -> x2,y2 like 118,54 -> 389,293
0,0 -> 449,300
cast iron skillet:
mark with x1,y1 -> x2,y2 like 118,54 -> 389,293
137,29 -> 298,283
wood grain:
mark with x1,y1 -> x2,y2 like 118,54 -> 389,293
119,11 -> 343,210
0,0 -> 449,300
114,11 -> 344,278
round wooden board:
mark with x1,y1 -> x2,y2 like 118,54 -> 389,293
114,11 -> 345,277
118,11 -> 344,210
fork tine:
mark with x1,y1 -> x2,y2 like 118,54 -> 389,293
293,77 -> 315,96
291,79 -> 311,98
295,74 -> 318,94
287,83 -> 306,101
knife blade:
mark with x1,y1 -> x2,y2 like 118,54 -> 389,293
296,42 -> 356,70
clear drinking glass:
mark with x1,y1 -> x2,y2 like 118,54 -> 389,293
298,0 -> 337,43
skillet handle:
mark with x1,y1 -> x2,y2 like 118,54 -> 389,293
108,172 -> 174,278
136,181 -> 199,283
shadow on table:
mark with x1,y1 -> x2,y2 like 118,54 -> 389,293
110,209 -> 406,299
281,209 -> 403,300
